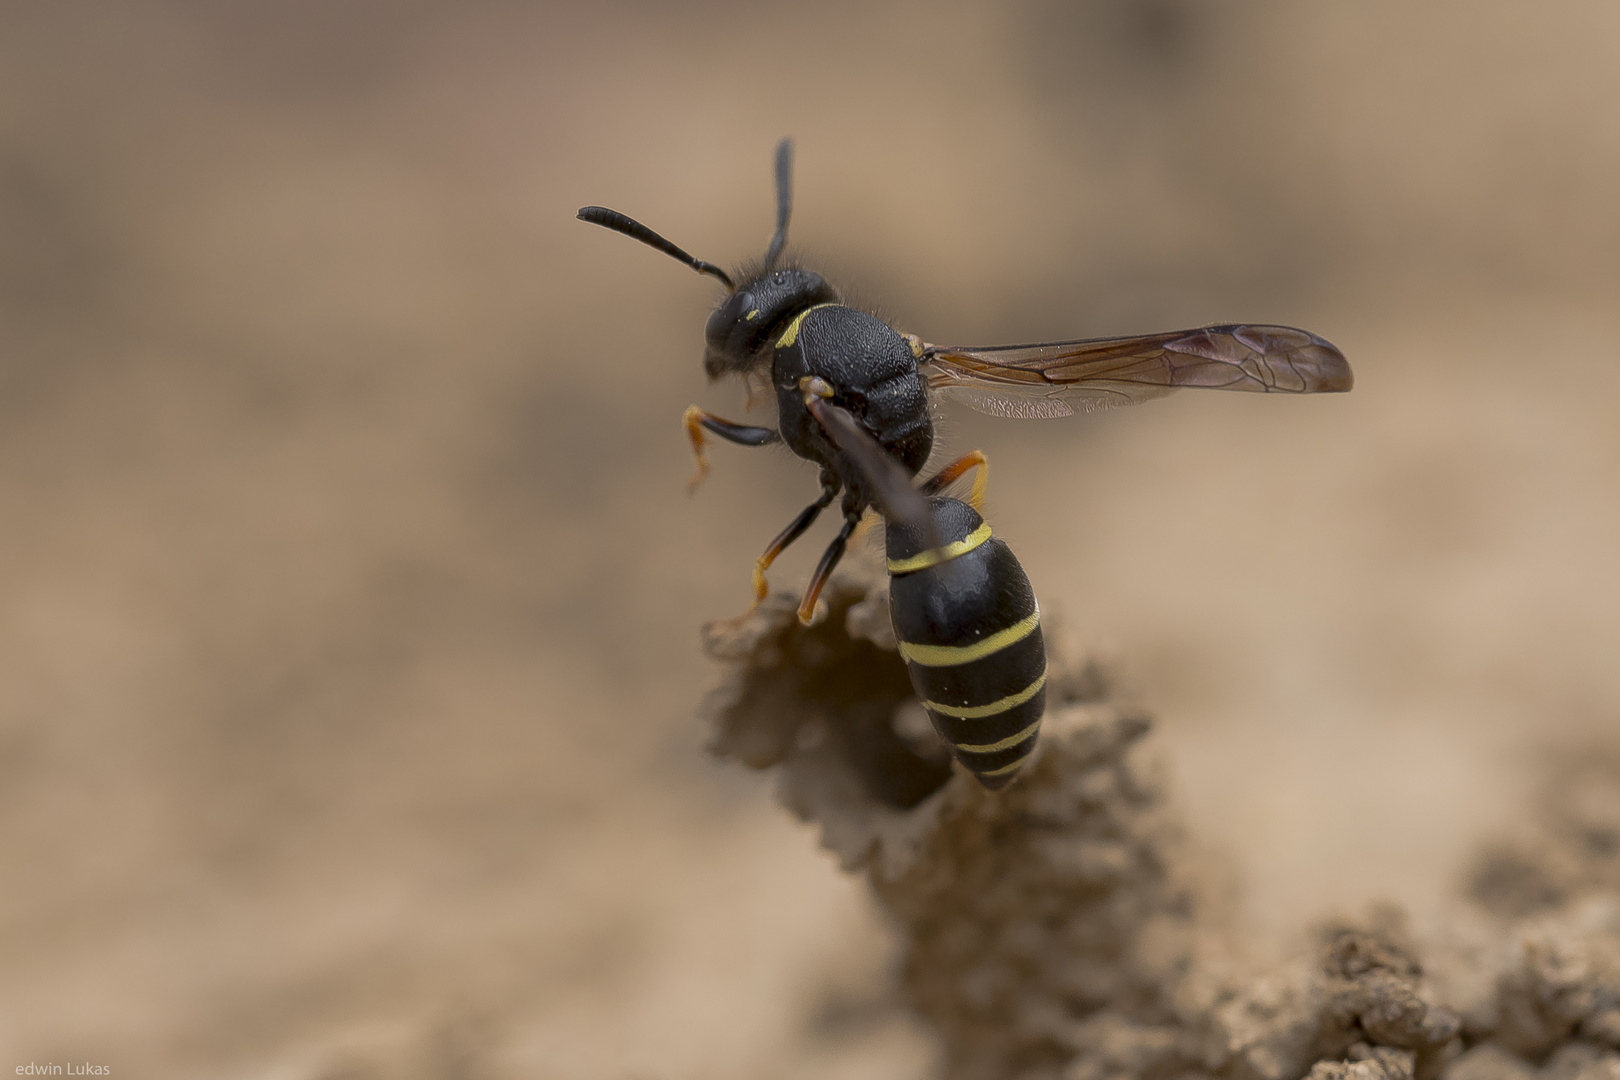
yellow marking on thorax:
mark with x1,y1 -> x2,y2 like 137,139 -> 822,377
924,672 -> 1046,722
898,607 -> 1040,667
745,309 -> 760,320
886,521 -> 992,575
774,303 -> 839,349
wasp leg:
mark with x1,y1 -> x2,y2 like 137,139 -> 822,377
749,471 -> 840,610
683,406 -> 779,493
797,507 -> 863,626
849,508 -> 880,544
920,449 -> 989,510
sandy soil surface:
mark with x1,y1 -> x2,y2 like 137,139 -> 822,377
2,2 -> 1618,1077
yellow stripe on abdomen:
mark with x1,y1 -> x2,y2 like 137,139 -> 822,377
923,671 -> 1045,720
952,715 -> 1042,754
886,522 -> 992,574
978,752 -> 1035,778
898,608 -> 1040,667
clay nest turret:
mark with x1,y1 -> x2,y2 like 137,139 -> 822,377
700,572 -> 1620,1080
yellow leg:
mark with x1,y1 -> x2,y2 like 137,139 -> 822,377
922,450 -> 989,511
701,476 -> 840,627
681,406 -> 779,494
682,405 -> 710,493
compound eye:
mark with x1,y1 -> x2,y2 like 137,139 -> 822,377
705,290 -> 753,352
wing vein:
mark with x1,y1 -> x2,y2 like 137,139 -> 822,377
923,323 -> 1350,417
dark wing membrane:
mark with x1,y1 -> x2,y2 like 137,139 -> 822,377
804,396 -> 937,541
922,324 -> 1352,418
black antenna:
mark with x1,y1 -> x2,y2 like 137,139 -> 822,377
763,138 -> 793,270
577,206 -> 734,290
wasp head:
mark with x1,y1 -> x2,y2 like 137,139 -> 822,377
702,267 -> 840,379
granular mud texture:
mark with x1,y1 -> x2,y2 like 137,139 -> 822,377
701,574 -> 1620,1080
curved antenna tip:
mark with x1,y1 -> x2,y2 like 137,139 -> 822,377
764,138 -> 795,269
577,203 -> 734,290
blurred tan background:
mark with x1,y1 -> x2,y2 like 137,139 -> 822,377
2,1 -> 1618,1076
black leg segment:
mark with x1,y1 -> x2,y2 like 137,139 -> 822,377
683,405 -> 780,492
753,471 -> 839,604
797,508 -> 863,626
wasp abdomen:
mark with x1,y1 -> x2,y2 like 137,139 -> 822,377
887,498 -> 1046,790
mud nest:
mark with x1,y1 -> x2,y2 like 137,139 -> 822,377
700,573 -> 1620,1080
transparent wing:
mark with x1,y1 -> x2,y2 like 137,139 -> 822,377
921,324 -> 1352,419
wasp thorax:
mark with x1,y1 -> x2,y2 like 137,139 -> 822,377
702,268 -> 839,378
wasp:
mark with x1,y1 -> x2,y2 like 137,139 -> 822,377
579,139 -> 1351,788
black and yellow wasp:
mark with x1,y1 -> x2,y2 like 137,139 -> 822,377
578,140 -> 1351,789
